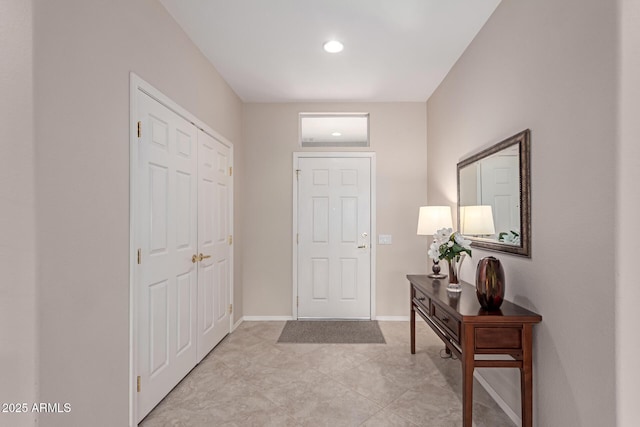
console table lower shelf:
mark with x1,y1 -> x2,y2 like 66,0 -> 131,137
408,274 -> 542,427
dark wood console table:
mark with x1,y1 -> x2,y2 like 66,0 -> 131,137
408,274 -> 542,427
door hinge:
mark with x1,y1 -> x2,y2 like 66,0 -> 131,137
137,121 -> 142,138
295,169 -> 301,180
228,235 -> 233,245
137,376 -> 141,393
229,304 -> 233,314
296,233 -> 299,244
137,248 -> 141,265
229,166 -> 232,176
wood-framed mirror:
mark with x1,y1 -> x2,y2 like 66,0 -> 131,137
457,129 -> 531,257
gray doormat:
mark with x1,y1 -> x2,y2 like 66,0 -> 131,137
277,320 -> 386,344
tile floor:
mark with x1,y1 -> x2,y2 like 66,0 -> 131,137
140,321 -> 515,426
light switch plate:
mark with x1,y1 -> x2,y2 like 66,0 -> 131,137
378,234 -> 392,245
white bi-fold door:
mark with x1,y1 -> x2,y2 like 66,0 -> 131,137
197,131 -> 231,361
296,155 -> 373,319
136,92 -> 198,420
135,89 -> 231,422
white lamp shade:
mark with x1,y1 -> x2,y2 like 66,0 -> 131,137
417,206 -> 453,235
460,205 -> 496,235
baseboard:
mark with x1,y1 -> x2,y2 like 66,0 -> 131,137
232,317 -> 243,331
474,371 -> 522,427
375,316 -> 410,321
242,316 -> 294,321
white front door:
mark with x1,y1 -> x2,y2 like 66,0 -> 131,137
196,130 -> 231,361
136,92 -> 198,420
297,156 -> 372,319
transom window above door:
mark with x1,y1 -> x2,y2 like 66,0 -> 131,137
299,113 -> 369,147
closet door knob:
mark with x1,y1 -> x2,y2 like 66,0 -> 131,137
192,254 -> 212,263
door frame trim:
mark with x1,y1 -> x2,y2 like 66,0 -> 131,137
292,152 -> 377,320
129,73 -> 234,426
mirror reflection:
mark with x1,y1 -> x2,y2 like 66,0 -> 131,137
459,144 -> 520,244
457,129 -> 531,257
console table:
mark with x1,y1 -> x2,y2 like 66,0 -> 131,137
408,274 -> 542,427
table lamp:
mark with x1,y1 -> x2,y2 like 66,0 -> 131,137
417,206 -> 453,278
460,205 -> 496,236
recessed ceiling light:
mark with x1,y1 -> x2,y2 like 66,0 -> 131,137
323,40 -> 344,53
331,132 -> 342,136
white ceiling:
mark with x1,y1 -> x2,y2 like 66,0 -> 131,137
158,0 -> 501,103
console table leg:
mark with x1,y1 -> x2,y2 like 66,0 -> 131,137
521,324 -> 534,427
410,282 -> 416,354
462,324 -> 475,427
410,307 -> 416,354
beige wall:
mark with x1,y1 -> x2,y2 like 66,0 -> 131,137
616,0 -> 640,425
242,103 -> 427,317
33,1 -> 243,425
0,1 -> 38,426
427,1 -> 617,426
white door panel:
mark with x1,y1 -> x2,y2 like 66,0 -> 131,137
480,155 -> 520,236
297,157 -> 371,319
137,92 -> 198,421
197,130 -> 231,361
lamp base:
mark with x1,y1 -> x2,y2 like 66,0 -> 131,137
428,259 -> 447,279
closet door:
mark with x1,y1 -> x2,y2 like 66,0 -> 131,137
196,130 -> 231,361
136,92 -> 198,421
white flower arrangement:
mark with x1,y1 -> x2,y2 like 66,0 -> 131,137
428,228 -> 472,262
498,230 -> 521,245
